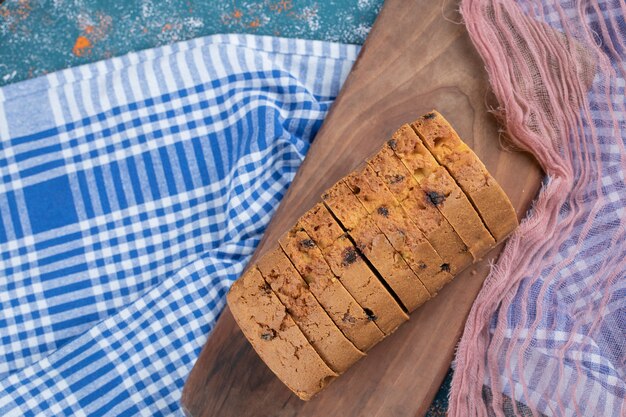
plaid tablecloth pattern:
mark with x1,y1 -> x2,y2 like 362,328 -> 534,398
0,34 -> 358,416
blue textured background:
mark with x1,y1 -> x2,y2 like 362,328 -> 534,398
0,0 -> 381,86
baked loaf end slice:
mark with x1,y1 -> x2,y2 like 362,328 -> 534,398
300,203 -> 409,335
390,124 -> 495,260
227,267 -> 337,400
257,248 -> 364,373
412,111 -> 518,242
279,226 -> 384,351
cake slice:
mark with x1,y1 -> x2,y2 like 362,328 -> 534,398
412,110 -> 518,242
257,248 -> 364,373
390,124 -> 495,260
279,227 -> 384,351
300,203 -> 409,335
322,180 -> 366,230
227,267 -> 337,400
367,145 -> 473,274
323,181 -> 430,312
344,166 -> 453,295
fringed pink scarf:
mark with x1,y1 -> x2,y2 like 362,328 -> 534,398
451,0 -> 626,415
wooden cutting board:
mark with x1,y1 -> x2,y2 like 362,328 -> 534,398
181,0 -> 542,416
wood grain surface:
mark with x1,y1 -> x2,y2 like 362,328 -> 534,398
181,0 -> 543,416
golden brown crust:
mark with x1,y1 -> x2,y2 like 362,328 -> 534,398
323,235 -> 409,334
344,165 -> 453,295
227,267 -> 337,400
412,111 -> 518,242
367,146 -> 417,202
349,216 -> 430,312
321,180 -> 369,231
369,204 -> 453,295
323,178 -> 430,311
390,124 -> 495,260
420,166 -> 495,260
279,227 -> 384,351
390,124 -> 439,182
299,203 -> 345,250
369,147 -> 473,274
343,166 -> 397,214
299,204 -> 408,335
257,248 -> 364,373
400,189 -> 473,274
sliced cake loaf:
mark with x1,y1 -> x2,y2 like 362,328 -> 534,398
412,111 -> 518,242
257,248 -> 364,373
227,267 -> 337,400
299,203 -> 409,335
390,124 -> 495,260
279,226 -> 384,351
227,111 -> 518,401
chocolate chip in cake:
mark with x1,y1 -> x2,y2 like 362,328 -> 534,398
426,191 -> 446,206
387,139 -> 397,150
377,206 -> 389,217
342,312 -> 356,324
423,112 -> 436,119
418,262 -> 428,270
364,308 -> 377,322
260,329 -> 277,341
342,248 -> 358,266
260,282 -> 272,294
352,185 -> 361,194
440,263 -> 450,272
300,239 -> 315,249
389,174 -> 404,184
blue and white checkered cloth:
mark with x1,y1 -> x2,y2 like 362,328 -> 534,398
0,34 -> 359,416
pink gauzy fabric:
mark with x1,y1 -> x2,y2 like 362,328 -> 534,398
452,0 -> 625,416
